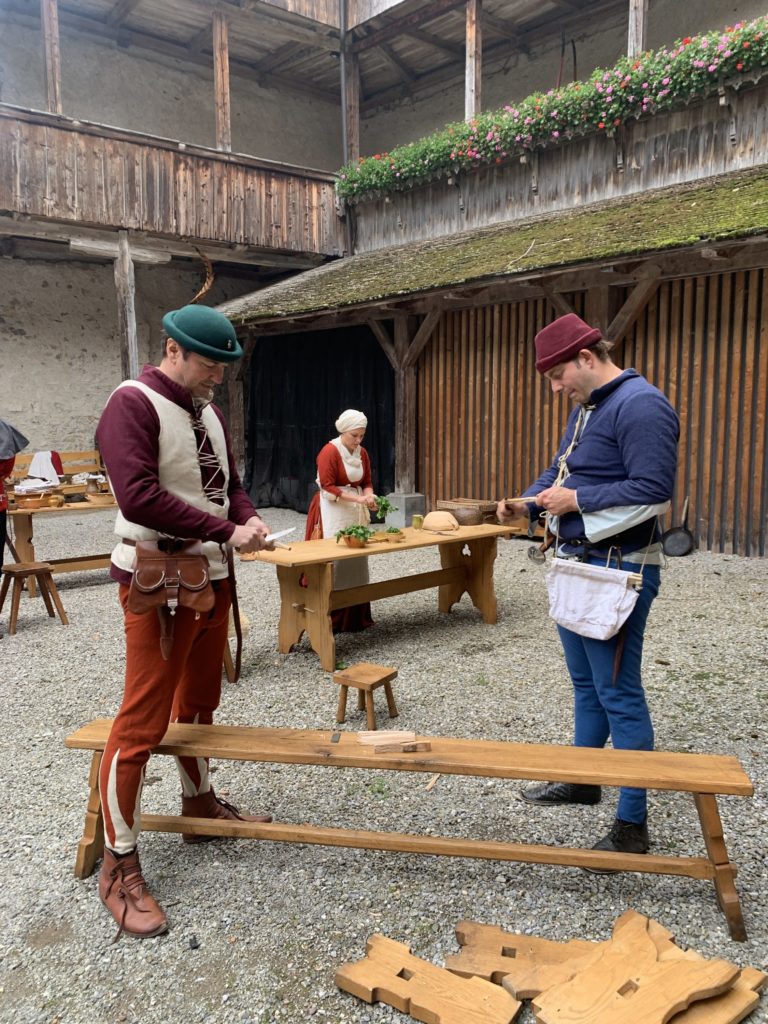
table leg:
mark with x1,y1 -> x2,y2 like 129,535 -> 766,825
276,563 -> 336,670
11,513 -> 37,596
438,537 -> 498,623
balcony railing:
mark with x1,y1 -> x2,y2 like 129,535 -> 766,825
0,103 -> 343,258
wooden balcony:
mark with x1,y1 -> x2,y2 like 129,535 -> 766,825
0,103 -> 343,262
350,78 -> 768,253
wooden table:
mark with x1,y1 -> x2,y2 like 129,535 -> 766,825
8,500 -> 116,595
251,524 -> 512,671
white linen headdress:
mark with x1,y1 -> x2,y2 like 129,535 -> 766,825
335,409 -> 367,433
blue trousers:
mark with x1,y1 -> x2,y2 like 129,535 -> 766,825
556,561 -> 660,824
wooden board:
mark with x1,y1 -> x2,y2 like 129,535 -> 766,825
335,934 -> 522,1024
64,720 -> 753,796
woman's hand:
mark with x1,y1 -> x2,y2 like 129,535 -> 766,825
364,493 -> 377,510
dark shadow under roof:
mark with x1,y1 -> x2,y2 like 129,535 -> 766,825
219,167 -> 768,327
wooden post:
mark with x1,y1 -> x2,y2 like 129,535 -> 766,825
40,0 -> 62,115
465,0 -> 482,120
394,316 -> 417,493
627,0 -> 648,57
114,231 -> 139,380
342,47 -> 360,164
227,373 -> 246,477
212,9 -> 232,153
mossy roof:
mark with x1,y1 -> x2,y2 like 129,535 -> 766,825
219,167 -> 768,326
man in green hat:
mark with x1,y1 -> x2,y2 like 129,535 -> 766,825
94,304 -> 273,941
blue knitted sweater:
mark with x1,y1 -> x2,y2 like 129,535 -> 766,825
526,370 -> 679,552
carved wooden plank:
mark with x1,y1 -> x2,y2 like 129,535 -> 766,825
335,934 -> 522,1023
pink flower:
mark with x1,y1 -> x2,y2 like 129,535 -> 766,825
642,82 -> 649,89
708,63 -> 718,71
662,76 -> 670,85
552,130 -> 560,138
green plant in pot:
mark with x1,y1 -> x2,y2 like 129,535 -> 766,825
372,495 -> 399,526
335,524 -> 375,547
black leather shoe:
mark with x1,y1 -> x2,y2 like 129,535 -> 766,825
520,782 -> 602,805
584,817 -> 649,873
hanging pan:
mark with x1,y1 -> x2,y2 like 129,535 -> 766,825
661,496 -> 694,557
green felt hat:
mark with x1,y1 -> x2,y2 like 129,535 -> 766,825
162,305 -> 242,362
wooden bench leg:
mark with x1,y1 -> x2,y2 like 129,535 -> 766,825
337,685 -> 348,724
357,688 -> 366,711
384,682 -> 399,719
365,691 -> 376,731
0,573 -> 10,615
222,642 -> 235,683
8,577 -> 23,635
38,575 -> 56,618
694,793 -> 747,942
43,573 -> 69,625
75,751 -> 105,879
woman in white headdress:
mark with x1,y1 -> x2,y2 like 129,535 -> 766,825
0,418 -> 29,638
304,409 -> 378,632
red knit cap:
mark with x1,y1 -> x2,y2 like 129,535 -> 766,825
534,314 -> 602,373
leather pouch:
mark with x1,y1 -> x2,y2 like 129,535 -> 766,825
127,539 -> 215,658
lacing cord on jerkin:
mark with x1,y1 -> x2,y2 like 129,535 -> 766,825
191,405 -> 227,505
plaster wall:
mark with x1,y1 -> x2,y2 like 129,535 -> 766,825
0,259 -> 259,451
359,0 -> 766,156
0,19 -> 343,171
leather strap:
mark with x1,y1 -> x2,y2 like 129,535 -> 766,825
227,548 -> 242,683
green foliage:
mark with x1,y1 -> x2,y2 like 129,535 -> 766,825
386,526 -> 403,534
335,524 -> 376,543
374,495 -> 398,518
336,17 -> 768,203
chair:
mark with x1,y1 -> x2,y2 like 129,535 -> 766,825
332,662 -> 399,730
0,562 -> 69,634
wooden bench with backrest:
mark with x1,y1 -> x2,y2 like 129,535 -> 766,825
65,720 -> 753,941
10,449 -> 104,484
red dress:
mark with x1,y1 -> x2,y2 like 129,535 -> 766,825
305,443 -> 374,633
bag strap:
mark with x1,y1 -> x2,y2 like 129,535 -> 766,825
227,547 -> 242,683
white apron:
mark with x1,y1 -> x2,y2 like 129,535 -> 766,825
319,438 -> 370,591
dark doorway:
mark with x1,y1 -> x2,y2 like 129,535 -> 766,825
246,326 -> 395,512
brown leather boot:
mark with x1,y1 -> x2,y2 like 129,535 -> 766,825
98,848 -> 168,942
181,787 -> 272,844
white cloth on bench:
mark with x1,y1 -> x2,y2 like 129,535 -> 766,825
28,451 -> 61,485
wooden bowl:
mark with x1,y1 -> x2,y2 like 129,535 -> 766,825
15,495 -> 50,509
47,494 -> 66,508
85,492 -> 114,506
450,506 -> 483,526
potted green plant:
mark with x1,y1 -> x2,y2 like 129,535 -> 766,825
335,524 -> 376,548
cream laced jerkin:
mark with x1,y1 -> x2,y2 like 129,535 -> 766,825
192,399 -> 227,506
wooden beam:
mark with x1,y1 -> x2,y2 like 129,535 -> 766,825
69,238 -> 171,263
465,0 -> 482,120
379,42 -> 416,85
540,284 -> 576,318
393,316 -> 417,493
367,318 -> 398,370
351,0 -> 464,54
188,22 -> 212,55
213,9 -> 232,153
403,309 -> 441,368
114,231 -> 139,380
253,40 -> 306,74
40,0 -> 62,115
105,0 -> 143,28
605,264 -> 661,350
342,44 -> 360,164
482,10 -> 527,51
404,27 -> 464,58
627,0 -> 648,57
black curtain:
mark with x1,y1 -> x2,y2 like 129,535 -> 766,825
246,326 -> 395,512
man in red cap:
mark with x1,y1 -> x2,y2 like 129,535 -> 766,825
497,313 -> 679,861
94,305 -> 274,939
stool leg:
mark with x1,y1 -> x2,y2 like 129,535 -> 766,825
9,577 -> 23,635
42,573 -> 69,626
357,688 -> 365,711
384,682 -> 399,719
222,642 -> 235,683
365,691 -> 376,731
336,685 -> 348,724
0,573 -> 10,614
38,576 -> 56,618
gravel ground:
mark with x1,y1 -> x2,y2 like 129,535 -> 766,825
1,506 -> 766,1024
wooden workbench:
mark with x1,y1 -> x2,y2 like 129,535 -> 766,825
250,524 -> 513,670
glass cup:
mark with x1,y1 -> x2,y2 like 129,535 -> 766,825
411,514 -> 424,530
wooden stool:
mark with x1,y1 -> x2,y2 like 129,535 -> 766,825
333,662 -> 398,730
0,562 -> 69,635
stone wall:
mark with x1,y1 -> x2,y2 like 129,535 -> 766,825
0,259 -> 258,451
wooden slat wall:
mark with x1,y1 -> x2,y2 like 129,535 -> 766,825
0,108 -> 342,256
417,273 -> 768,556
